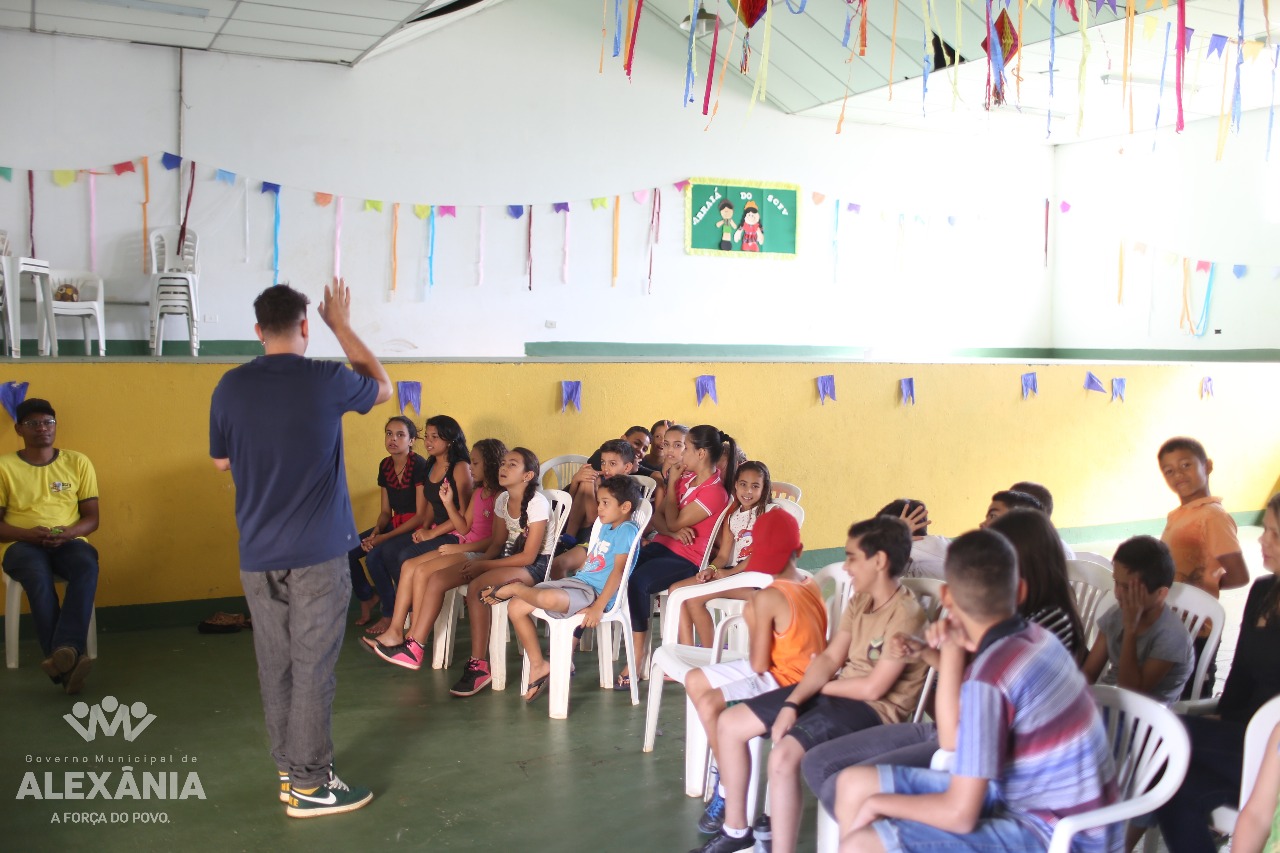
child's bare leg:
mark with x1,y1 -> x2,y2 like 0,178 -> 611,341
835,766 -> 886,853
549,546 -> 586,582
715,703 -> 768,832
465,567 -> 533,661
766,735 -> 809,853
685,668 -> 728,757
667,575 -> 703,645
375,561 -> 424,645
505,587 -> 572,697
564,488 -> 595,539
403,560 -> 469,646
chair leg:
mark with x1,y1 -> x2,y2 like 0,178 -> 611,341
5,580 -> 23,668
817,803 -> 840,853
643,663 -> 665,752
622,622 -> 639,706
86,607 -> 98,660
95,308 -> 105,357
547,621 -> 574,720
685,695 -> 710,797
596,621 -> 613,689
489,600 -> 509,691
431,588 -> 458,670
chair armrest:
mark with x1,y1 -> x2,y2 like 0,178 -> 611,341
1172,697 -> 1219,716
710,615 -> 747,663
661,571 -> 773,644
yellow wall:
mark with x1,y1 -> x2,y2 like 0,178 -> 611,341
7,360 -> 1278,608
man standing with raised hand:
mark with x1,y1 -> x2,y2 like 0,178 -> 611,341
210,278 -> 391,818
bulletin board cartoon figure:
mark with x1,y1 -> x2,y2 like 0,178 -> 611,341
715,200 -> 737,251
735,201 -> 763,252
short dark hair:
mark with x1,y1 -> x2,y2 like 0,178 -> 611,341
253,285 -> 309,335
944,529 -> 1019,620
847,516 -> 912,578
876,498 -> 927,522
1113,536 -> 1176,592
624,426 -> 651,440
15,398 -> 55,422
719,200 -> 734,211
1158,436 -> 1208,465
990,490 -> 1045,513
1009,482 -> 1054,516
599,438 -> 638,466
598,475 -> 642,515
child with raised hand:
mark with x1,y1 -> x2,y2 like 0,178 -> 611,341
348,416 -> 429,627
691,515 -> 927,853
363,438 -> 505,656
672,460 -> 776,646
494,475 -> 643,703
556,438 -> 640,566
834,528 -> 1119,853
684,509 -> 827,836
1083,535 -> 1193,705
650,423 -> 689,509
877,498 -> 948,580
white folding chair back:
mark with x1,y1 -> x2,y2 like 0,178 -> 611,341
629,474 -> 657,501
0,258 -> 14,358
5,573 -> 98,669
150,227 -> 199,274
1073,550 -> 1114,571
1048,685 -> 1190,853
770,481 -> 801,503
1067,559 -> 1115,641
901,577 -> 946,621
43,271 -> 107,357
538,455 -> 588,491
813,562 -> 853,635
1165,582 -> 1226,705
148,229 -> 200,356
770,497 -> 804,528
1222,695 -> 1280,832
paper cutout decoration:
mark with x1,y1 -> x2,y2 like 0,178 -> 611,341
812,192 -> 825,204
1111,378 -> 1126,402
1233,264 -> 1247,278
561,380 -> 582,413
817,374 -> 836,404
0,381 -> 29,422
900,377 -> 915,405
847,202 -> 861,213
437,206 -> 457,217
108,161 -> 135,176
1060,201 -> 1072,213
674,180 -> 690,192
1207,33 -> 1228,58
552,202 -> 570,213
731,0 -> 769,28
413,204 -> 430,219
0,166 -> 13,182
1084,371 -> 1106,393
633,189 -> 650,205
507,205 -> 525,219
160,152 -> 182,170
591,197 -> 608,210
314,192 -> 334,207
1021,372 -> 1038,399
214,169 -> 235,185
1200,376 -> 1214,398
52,170 -> 77,187
1195,259 -> 1212,273
397,381 -> 422,416
695,374 -> 718,406
261,182 -> 280,195
364,200 -> 383,213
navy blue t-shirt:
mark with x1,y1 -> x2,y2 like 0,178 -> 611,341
209,354 -> 379,572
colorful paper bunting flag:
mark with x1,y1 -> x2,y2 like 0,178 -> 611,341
817,374 -> 836,404
1021,372 -> 1038,399
552,202 -> 570,213
507,205 -> 525,219
314,192 -> 334,207
364,200 -> 382,212
112,161 -> 136,176
674,180 -> 690,192
52,170 -> 77,187
261,181 -> 280,194
947,216 -> 957,226
847,202 -> 861,213
1195,259 -> 1212,273
1143,14 -> 1158,39
161,152 -> 182,170
1243,40 -> 1265,61
560,380 -> 582,413
1200,376 -> 1214,398
413,204 -> 430,219
695,374 -> 718,406
397,381 -> 422,415
591,197 -> 608,210
1084,371 -> 1106,393
811,192 -> 825,204
214,169 -> 236,185
1060,200 -> 1072,212
0,167 -> 12,182
633,189 -> 650,205
1207,33 -> 1228,58
1111,377 -> 1126,402
437,206 -> 456,217
900,378 -> 915,405
1232,264 -> 1247,278
0,381 -> 29,422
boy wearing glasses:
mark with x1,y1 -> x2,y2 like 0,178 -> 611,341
0,398 -> 100,694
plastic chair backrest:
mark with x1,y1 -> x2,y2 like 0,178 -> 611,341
813,562 -> 853,634
586,501 -> 652,619
1074,551 -> 1114,571
150,228 -> 199,274
539,489 -> 573,557
1067,559 -> 1115,631
1046,685 -> 1190,853
0,230 -> 8,256
538,454 -> 588,491
1240,695 -> 1280,807
629,474 -> 657,501
1165,582 -> 1226,700
902,577 -> 946,622
661,570 -> 773,645
48,271 -> 105,308
770,481 -> 802,503
770,497 -> 804,528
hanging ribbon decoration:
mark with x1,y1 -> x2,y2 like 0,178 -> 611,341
1268,46 -> 1280,162
1123,0 -> 1135,133
624,0 -> 645,78
623,0 -> 635,62
1194,263 -> 1218,336
271,187 -> 281,285
837,48 -> 857,133
476,207 -> 486,287
1179,258 -> 1193,331
1076,0 -> 1090,134
1175,0 -> 1186,131
645,188 -> 660,294
243,180 -> 251,263
390,202 -> 400,294
702,1 -> 721,114
427,206 -> 436,290
139,157 -> 152,270
178,159 -> 196,254
1215,43 -> 1231,160
1047,0 -> 1057,137
1231,0 -> 1244,133
1016,0 -> 1024,105
746,2 -> 775,120
527,206 -> 534,291
1117,241 -> 1125,304
1154,22 -> 1172,149
553,202 -> 571,283
599,0 -> 609,73
613,0 -> 624,57
683,0 -> 702,106
611,195 -> 621,287
921,0 -> 932,114
704,8 -> 739,128
88,171 -> 98,274
889,0 -> 900,100
334,196 -> 344,278
27,170 -> 36,257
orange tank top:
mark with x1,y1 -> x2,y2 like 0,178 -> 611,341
769,577 -> 828,686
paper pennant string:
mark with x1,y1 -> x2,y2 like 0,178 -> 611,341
261,181 -> 280,194
674,180 -> 690,192
900,377 -> 915,405
552,202 -> 570,213
437,205 -> 456,217
1143,15 -> 1158,39
1060,200 -> 1071,212
591,197 -> 608,210
397,381 -> 422,415
1207,33 -> 1227,58
52,170 -> 77,187
1111,377 -> 1126,402
391,202 -> 400,294
1021,372 -> 1038,399
1200,376 -> 1214,398
1233,264 -> 1247,278
1244,40 -> 1265,61
811,192 -> 825,204
112,161 -> 136,176
1084,371 -> 1106,393
0,166 -> 12,182
561,380 -> 582,413
817,374 -> 836,404
413,204 -> 431,219
364,199 -> 382,212
0,381 -> 29,422
847,202 -> 861,213
1195,259 -> 1211,273
507,204 -> 525,219
161,152 -> 182,170
333,196 -> 343,278
695,375 -> 718,406
214,168 -> 235,185
633,189 -> 650,205
314,192 -> 334,207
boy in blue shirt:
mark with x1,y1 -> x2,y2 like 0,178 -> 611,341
494,475 -> 642,703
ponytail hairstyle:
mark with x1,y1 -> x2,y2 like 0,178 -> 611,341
425,414 -> 470,468
686,424 -> 738,494
509,446 -> 541,537
735,460 -> 773,519
472,437 -> 507,494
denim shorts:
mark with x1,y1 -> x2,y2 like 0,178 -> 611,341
871,766 -> 1046,853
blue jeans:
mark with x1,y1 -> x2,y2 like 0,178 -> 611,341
871,766 -> 1045,852
627,542 -> 697,628
3,539 -> 99,657
346,528 -> 380,603
1154,715 -> 1246,853
240,555 -> 350,790
802,721 -> 939,815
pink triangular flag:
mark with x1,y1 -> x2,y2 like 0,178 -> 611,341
633,189 -> 650,205
674,180 -> 690,192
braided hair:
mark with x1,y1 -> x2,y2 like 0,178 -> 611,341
510,446 -> 541,543
472,438 -> 507,495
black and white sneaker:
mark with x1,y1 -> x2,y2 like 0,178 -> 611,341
689,829 -> 755,853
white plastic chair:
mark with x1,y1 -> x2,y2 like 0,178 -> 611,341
149,228 -> 200,357
645,503 -> 735,668
0,255 -> 15,358
42,271 -> 106,357
901,577 -> 946,725
770,481 -> 802,503
1047,685 -> 1189,853
538,455 -> 588,491
1215,695 -> 1280,834
5,572 -> 98,669
1074,550 -> 1114,571
0,253 -> 52,359
629,474 -> 657,501
1068,559 -> 1116,643
518,502 -> 652,718
1165,582 -> 1226,708
812,562 -> 853,633
770,497 -> 804,528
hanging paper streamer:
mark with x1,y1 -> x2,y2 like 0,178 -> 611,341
611,195 -> 620,287
1047,0 -> 1057,137
137,157 -> 149,271
0,381 -> 29,422
1076,0 -> 1091,134
1231,0 -> 1244,133
746,2 -> 775,120
88,171 -> 97,274
1192,262 -> 1217,337
1154,23 -> 1172,150
1175,0 -> 1186,131
397,381 -> 422,415
1200,376 -> 1214,398
554,202 -> 571,283
364,200 -> 383,213
476,207 -> 486,287
27,171 -> 35,257
682,0 -> 702,106
1111,377 -> 1126,402
561,380 -> 583,413
613,0 -> 624,57
702,1 -> 721,113
704,10 -> 738,127
178,160 -> 196,256
261,182 -> 282,285
1232,264 -> 1247,278
527,206 -> 534,291
900,377 -> 916,405
161,152 -> 182,171
1269,46 -> 1280,161
624,0 -> 645,77
1021,372 -> 1038,399
646,188 -> 661,294
214,168 -> 235,185
817,374 -> 837,404
390,202 -> 400,295
427,206 -> 436,289
0,167 -> 13,181
1084,371 -> 1106,393
52,170 -> 77,187
507,205 -> 524,219
695,374 -> 718,406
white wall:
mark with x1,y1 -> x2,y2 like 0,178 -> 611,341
0,0 -> 1056,358
1051,108 -> 1280,352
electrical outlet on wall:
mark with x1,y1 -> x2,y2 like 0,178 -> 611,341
202,314 -> 218,323
545,320 -> 557,329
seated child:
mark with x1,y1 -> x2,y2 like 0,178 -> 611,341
672,461 -> 777,646
643,419 -> 673,471
978,489 -> 1044,528
1158,436 -> 1249,697
691,515 -> 927,853
1009,480 -> 1076,559
683,509 -> 826,833
494,475 -> 643,702
877,498 -> 948,580
834,528 -> 1119,853
1083,535 -> 1193,705
553,438 -> 640,577
1233,719 -> 1280,853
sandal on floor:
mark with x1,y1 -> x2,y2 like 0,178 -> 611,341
479,580 -> 521,606
359,635 -> 393,655
524,675 -> 549,703
613,674 -> 631,691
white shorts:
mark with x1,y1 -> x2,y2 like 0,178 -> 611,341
698,658 -> 781,704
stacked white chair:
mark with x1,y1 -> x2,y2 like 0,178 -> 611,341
149,228 -> 200,356
0,232 -> 52,359
42,271 -> 106,357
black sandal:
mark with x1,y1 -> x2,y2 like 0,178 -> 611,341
524,675 -> 549,703
479,580 -> 521,605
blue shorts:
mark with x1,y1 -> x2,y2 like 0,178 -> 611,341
871,766 -> 1047,853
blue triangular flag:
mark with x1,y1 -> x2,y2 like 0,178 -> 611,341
1232,264 -> 1247,279
695,375 -> 718,406
561,380 -> 582,413
397,381 -> 421,416
507,205 -> 525,219
1111,378 -> 1126,402
900,377 -> 915,405
0,381 -> 29,422
1021,372 -> 1038,400
1084,371 -> 1107,393
160,152 -> 182,170
817,375 -> 836,405
214,169 -> 236,185
261,181 -> 280,195
1200,376 -> 1214,398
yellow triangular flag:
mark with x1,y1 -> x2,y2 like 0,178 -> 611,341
590,197 -> 608,210
413,204 -> 431,219
1244,40 -> 1264,61
1143,16 -> 1158,40
364,200 -> 383,213
52,170 -> 78,187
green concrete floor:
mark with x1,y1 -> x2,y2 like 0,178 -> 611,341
0,616 -> 810,853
